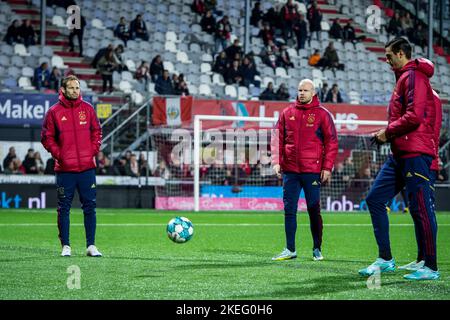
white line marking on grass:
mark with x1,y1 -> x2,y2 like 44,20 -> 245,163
0,223 -> 449,227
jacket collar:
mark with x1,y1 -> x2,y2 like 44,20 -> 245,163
294,94 -> 320,110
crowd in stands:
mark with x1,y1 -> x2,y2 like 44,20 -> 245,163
385,11 -> 427,49
1,147 -> 50,175
3,19 -> 37,47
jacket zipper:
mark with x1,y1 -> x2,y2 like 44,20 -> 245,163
297,109 -> 303,171
71,106 -> 81,171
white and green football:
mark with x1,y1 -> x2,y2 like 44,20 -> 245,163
166,216 -> 194,243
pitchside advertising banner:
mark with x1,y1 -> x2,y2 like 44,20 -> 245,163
0,93 -> 93,126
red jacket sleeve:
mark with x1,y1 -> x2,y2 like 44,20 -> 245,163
386,71 -> 427,139
89,106 -> 102,155
41,109 -> 60,160
321,110 -> 338,171
270,112 -> 284,166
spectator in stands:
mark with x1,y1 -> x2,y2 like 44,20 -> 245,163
19,19 -> 36,47
259,82 -> 277,101
215,15 -> 232,53
343,20 -> 365,45
280,0 -> 299,41
400,12 -> 414,35
307,1 -> 322,41
329,19 -> 343,40
261,39 -> 279,70
21,148 -> 34,174
200,10 -> 216,35
224,60 -> 244,85
318,82 -> 329,102
325,83 -> 343,103
44,157 -> 55,175
130,14 -> 149,41
3,20 -> 22,45
126,153 -> 139,177
204,0 -> 218,13
250,1 -> 263,28
276,83 -> 290,101
191,0 -> 205,15
278,45 -> 294,69
96,151 -> 111,175
68,14 -> 86,57
155,69 -> 174,95
34,151 -> 45,175
113,156 -> 127,176
320,42 -> 344,72
259,22 -> 275,46
91,44 -> 113,69
153,160 -> 171,179
263,7 -> 281,30
97,49 -> 118,93
33,62 -> 51,90
49,66 -> 62,91
150,55 -> 164,83
410,23 -> 427,50
386,12 -> 402,36
4,158 -> 24,175
239,56 -> 259,88
292,14 -> 308,51
225,39 -> 243,62
113,45 -> 127,73
138,153 -> 150,177
308,49 -> 321,66
3,147 -> 17,171
174,80 -> 190,96
212,51 -> 229,75
114,17 -> 131,47
135,61 -> 150,86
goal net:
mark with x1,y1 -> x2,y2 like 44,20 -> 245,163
152,115 -> 397,212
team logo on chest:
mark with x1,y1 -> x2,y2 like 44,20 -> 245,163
306,113 -> 315,127
79,111 -> 87,125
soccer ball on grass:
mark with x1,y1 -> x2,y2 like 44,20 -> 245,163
167,216 -> 194,243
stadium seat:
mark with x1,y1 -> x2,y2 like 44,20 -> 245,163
52,15 -> 66,28
199,74 -> 212,85
238,86 -> 249,100
18,76 -> 34,90
119,80 -> 132,93
176,51 -> 192,64
165,41 -> 177,53
14,44 -> 30,57
200,63 -> 212,75
199,84 -> 212,96
275,67 -> 290,79
225,85 -> 237,98
21,67 -> 34,78
51,56 -> 68,69
163,61 -> 175,73
91,18 -> 106,29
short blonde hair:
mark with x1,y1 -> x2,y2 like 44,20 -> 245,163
298,79 -> 315,92
61,75 -> 80,89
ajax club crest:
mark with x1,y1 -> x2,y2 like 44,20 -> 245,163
306,113 -> 315,127
79,111 -> 87,125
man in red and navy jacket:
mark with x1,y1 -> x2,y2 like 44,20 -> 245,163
41,75 -> 103,257
359,38 -> 440,280
270,79 -> 338,261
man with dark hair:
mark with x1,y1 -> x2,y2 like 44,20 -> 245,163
155,70 -> 174,95
41,75 -> 103,257
68,15 -> 86,57
130,14 -> 149,41
359,38 -> 439,280
114,17 -> 131,46
271,79 -> 338,261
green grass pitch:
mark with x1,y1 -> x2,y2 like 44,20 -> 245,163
0,209 -> 449,300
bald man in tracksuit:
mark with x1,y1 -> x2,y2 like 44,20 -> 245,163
359,38 -> 439,280
271,79 -> 338,261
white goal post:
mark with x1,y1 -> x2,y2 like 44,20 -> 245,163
193,114 -> 388,212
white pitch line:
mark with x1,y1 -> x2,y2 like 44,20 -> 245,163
0,223 -> 449,227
